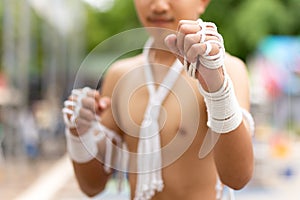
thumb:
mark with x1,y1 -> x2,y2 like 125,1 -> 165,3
97,96 -> 111,113
165,34 -> 184,64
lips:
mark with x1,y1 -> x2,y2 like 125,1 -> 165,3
147,16 -> 174,24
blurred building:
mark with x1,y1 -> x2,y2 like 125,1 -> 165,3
1,0 -> 86,160
247,36 -> 300,190
249,35 -> 300,134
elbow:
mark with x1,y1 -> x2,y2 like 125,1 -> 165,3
220,167 -> 254,190
79,184 -> 105,198
226,174 -> 252,190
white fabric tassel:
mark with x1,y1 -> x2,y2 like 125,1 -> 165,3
135,101 -> 163,200
134,38 -> 183,200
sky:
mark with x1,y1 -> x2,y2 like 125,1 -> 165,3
81,0 -> 115,12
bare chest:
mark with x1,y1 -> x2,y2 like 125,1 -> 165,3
112,68 -> 207,152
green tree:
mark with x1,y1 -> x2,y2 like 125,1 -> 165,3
85,0 -> 139,52
202,0 -> 300,60
83,0 -> 300,61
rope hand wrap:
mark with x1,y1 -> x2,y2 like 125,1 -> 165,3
198,75 -> 243,133
184,19 -> 225,79
62,87 -> 122,173
183,19 -> 244,133
62,87 -> 92,129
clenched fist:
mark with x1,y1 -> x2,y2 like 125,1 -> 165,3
62,87 -> 111,136
165,19 -> 226,92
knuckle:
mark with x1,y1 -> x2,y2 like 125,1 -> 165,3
190,44 -> 200,53
78,108 -> 85,118
81,97 -> 93,107
185,34 -> 194,42
180,24 -> 190,33
210,44 -> 220,56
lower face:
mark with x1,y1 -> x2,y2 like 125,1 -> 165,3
134,0 -> 203,39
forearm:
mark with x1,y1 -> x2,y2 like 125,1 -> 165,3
166,18 -> 255,190
66,128 -> 110,197
68,128 -> 112,197
196,63 -> 254,189
72,159 -> 111,197
213,120 -> 254,190
62,87 -> 123,196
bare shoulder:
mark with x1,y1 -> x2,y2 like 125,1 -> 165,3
224,53 -> 248,78
101,54 -> 144,96
224,53 -> 250,109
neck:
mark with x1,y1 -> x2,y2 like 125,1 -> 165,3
149,39 -> 177,67
147,47 -> 178,84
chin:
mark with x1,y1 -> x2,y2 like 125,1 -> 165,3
145,26 -> 175,39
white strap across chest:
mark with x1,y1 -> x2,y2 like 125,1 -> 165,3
134,38 -> 183,200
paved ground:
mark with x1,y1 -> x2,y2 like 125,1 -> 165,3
1,150 -> 300,200
0,155 -> 129,200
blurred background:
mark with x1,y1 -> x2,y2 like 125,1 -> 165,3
0,0 -> 300,199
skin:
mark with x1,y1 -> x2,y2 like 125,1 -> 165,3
67,0 -> 254,199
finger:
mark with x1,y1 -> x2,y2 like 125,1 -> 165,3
186,40 -> 223,63
205,31 -> 223,44
81,97 -> 97,112
178,20 -> 199,34
86,89 -> 101,111
68,95 -> 77,102
78,108 -> 95,121
75,118 -> 91,134
199,41 -> 224,70
177,23 -> 200,54
184,33 -> 201,57
98,96 -> 111,112
86,89 -> 99,98
177,21 -> 199,53
204,35 -> 221,43
204,22 -> 217,31
165,34 -> 185,64
64,99 -> 76,109
178,20 -> 198,26
165,34 -> 181,56
203,41 -> 222,57
186,43 -> 207,63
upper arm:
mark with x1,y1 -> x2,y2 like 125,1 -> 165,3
225,55 -> 250,111
225,55 -> 255,136
99,61 -> 125,135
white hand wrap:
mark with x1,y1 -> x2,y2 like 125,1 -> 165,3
65,123 -> 122,171
182,19 -> 244,133
62,87 -> 92,129
198,74 -> 243,134
184,19 -> 225,79
65,128 -> 98,163
62,87 -> 122,171
241,108 -> 255,136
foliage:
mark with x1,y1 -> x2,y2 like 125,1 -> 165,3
85,0 -> 300,61
1,0 -> 300,69
85,0 -> 140,52
202,0 -> 300,60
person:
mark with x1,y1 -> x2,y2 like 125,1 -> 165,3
62,0 -> 255,199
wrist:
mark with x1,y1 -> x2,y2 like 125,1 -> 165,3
69,128 -> 80,136
197,67 -> 225,92
198,73 -> 243,134
65,128 -> 98,163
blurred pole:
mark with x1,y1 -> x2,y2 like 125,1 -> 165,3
40,0 -> 86,101
41,22 -> 58,101
16,0 -> 31,107
66,4 -> 86,95
27,0 -> 87,101
2,0 -> 31,106
2,0 -> 16,86
1,0 -> 19,159
1,0 -> 32,159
